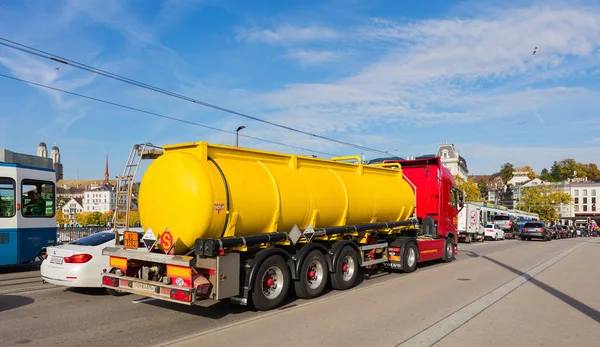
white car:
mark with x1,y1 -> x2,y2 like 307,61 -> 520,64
41,228 -> 144,292
483,223 -> 504,241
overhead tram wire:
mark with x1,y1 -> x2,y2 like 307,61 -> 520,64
0,37 -> 395,157
0,73 -> 339,157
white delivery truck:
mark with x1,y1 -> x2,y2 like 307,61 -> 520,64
457,202 -> 485,243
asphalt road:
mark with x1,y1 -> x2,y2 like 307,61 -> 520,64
1,237 -> 598,347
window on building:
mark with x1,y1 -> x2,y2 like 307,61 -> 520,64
593,197 -> 597,204
583,190 -> 587,196
21,179 -> 55,217
583,205 -> 588,212
575,197 -> 579,204
574,190 -> 579,197
574,205 -> 579,212
583,197 -> 588,204
593,205 -> 597,212
0,177 -> 16,218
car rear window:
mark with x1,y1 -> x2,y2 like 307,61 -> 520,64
69,232 -> 115,246
493,215 -> 509,221
524,222 -> 544,228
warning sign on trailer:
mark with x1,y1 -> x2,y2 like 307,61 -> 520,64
142,228 -> 157,250
159,229 -> 174,254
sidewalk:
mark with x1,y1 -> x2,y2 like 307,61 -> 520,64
437,240 -> 600,347
157,239 -> 599,347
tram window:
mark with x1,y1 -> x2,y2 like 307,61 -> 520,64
21,180 -> 55,217
0,177 -> 16,218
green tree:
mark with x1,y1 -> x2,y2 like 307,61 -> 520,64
476,179 -> 489,198
516,185 -> 572,222
540,168 -> 554,182
454,175 -> 482,202
500,162 -> 515,186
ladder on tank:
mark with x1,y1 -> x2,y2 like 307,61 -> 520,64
112,143 -> 163,243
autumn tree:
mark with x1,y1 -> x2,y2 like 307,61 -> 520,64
56,210 -> 70,225
517,166 -> 538,180
454,175 -> 482,202
516,185 -> 572,222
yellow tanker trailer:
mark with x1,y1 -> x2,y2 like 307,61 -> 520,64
102,141 -> 461,311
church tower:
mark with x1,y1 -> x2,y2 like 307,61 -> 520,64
37,138 -> 48,157
51,142 -> 60,164
104,153 -> 109,182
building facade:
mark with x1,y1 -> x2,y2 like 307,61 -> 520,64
83,183 -> 116,213
61,198 -> 84,222
437,143 -> 469,180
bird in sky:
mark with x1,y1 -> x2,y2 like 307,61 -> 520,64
532,47 -> 538,55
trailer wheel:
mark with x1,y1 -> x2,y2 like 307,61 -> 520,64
294,250 -> 329,299
443,237 -> 454,263
330,246 -> 359,290
402,242 -> 418,273
251,255 -> 290,311
465,234 -> 472,243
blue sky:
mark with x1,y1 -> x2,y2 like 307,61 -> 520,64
1,0 -> 600,179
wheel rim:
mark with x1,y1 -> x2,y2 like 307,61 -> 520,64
340,255 -> 355,281
407,247 -> 416,268
446,242 -> 452,257
306,259 -> 324,289
262,266 -> 284,299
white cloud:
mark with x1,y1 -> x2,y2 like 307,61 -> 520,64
236,25 -> 341,44
285,50 -> 343,66
234,3 -> 600,136
460,143 -> 600,174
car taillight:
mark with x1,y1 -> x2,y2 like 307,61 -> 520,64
540,228 -> 545,232
522,228 -> 527,232
64,254 -> 93,263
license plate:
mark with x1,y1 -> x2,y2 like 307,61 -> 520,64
49,256 -> 63,265
133,282 -> 156,293
123,231 -> 139,249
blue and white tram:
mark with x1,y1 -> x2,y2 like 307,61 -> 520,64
0,158 -> 57,266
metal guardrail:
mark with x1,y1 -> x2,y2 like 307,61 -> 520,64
56,227 -> 106,243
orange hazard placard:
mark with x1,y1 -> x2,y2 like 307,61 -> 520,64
159,229 -> 173,254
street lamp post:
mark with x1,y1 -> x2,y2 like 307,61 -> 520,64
235,126 -> 246,147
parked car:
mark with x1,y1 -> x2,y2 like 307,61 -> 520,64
41,228 -> 144,294
521,222 -> 551,241
576,228 -> 583,237
492,214 -> 519,237
548,226 -> 559,239
484,223 -> 505,241
555,225 -> 569,238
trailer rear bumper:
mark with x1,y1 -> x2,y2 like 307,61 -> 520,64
101,273 -> 201,305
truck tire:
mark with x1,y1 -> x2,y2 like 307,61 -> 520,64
402,242 -> 418,273
330,246 -> 359,290
465,234 -> 472,243
251,255 -> 290,311
294,250 -> 329,299
443,237 -> 454,263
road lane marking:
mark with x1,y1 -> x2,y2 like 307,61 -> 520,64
132,297 -> 157,304
395,241 -> 587,347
